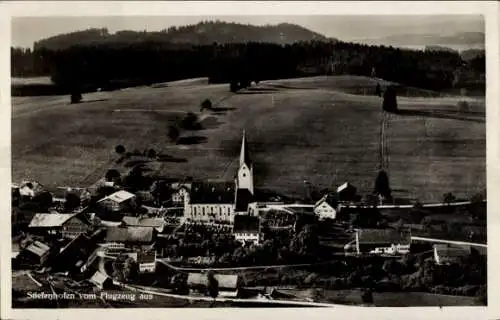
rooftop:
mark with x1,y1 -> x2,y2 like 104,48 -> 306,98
105,226 -> 155,243
122,217 -> 165,229
28,213 -> 78,228
434,244 -> 471,258
357,228 -> 411,245
26,241 -> 51,257
98,190 -> 135,204
190,181 -> 235,204
337,182 -> 356,193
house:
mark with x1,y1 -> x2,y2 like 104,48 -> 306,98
104,226 -> 156,249
170,183 -> 192,207
97,190 -> 137,213
233,215 -> 261,245
187,273 -> 239,298
122,216 -> 165,233
28,212 -> 90,239
314,194 -> 337,220
433,244 -> 471,265
353,228 -> 411,255
51,231 -> 102,276
137,251 -> 156,273
337,182 -> 357,202
15,241 -> 52,267
89,271 -> 113,290
184,181 -> 235,223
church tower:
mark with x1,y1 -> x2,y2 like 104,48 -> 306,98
236,130 -> 254,195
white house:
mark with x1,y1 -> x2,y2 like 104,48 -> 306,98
97,190 -> 137,213
137,251 -> 156,273
353,228 -> 411,255
184,181 -> 235,223
313,195 -> 337,220
233,215 -> 261,245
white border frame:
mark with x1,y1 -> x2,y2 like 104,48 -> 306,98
1,1 -> 498,320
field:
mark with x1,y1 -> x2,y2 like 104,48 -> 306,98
11,75 -> 485,202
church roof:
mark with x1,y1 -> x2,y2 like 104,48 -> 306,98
190,181 -> 235,204
235,188 -> 254,212
240,130 -> 252,168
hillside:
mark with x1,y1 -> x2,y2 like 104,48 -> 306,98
34,21 -> 332,50
11,75 -> 485,202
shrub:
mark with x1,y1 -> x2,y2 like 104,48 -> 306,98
115,145 -> 126,155
201,99 -> 212,111
382,86 -> 398,112
168,125 -> 180,142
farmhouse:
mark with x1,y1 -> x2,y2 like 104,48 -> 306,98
187,273 -> 239,298
433,244 -> 471,265
97,190 -> 137,213
314,194 -> 337,220
233,215 -> 261,245
28,212 -> 90,239
104,226 -> 156,250
121,216 -> 166,233
354,228 -> 411,255
15,241 -> 52,267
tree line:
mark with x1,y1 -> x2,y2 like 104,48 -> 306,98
11,39 -> 484,94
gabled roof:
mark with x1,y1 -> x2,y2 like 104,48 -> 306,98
357,228 -> 411,245
337,182 -> 356,193
239,130 -> 252,168
90,271 -> 111,286
26,241 -> 51,257
187,273 -> 238,290
29,213 -> 78,228
314,194 -> 337,209
434,244 -> 471,258
190,181 -> 235,204
105,226 -> 155,243
122,217 -> 165,232
235,188 -> 254,212
98,190 -> 135,204
233,215 -> 260,233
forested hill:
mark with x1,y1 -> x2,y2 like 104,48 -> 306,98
34,21 -> 332,50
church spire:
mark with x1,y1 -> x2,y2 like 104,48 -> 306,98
239,130 -> 252,168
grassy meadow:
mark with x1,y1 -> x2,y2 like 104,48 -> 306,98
11,75 -> 485,202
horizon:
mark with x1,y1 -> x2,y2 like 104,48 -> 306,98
12,15 -> 484,49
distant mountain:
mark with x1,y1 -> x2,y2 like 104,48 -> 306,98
460,48 -> 485,61
34,21 -> 333,50
357,32 -> 484,52
425,45 -> 458,53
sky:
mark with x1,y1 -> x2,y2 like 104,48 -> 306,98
11,15 -> 484,49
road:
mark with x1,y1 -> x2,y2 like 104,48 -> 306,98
410,236 -> 487,248
121,283 -> 347,308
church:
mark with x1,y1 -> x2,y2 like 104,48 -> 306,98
181,131 -> 256,224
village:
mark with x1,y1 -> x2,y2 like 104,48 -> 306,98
11,131 -> 487,306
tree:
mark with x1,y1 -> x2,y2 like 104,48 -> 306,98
168,125 -> 180,142
207,271 -> 219,305
70,91 -> 82,104
115,145 -> 126,155
123,257 -> 139,282
230,80 -> 239,92
64,190 -> 81,212
105,169 -> 121,183
374,170 -> 391,201
200,99 -> 213,111
361,289 -> 374,304
32,191 -> 53,212
375,83 -> 381,97
443,192 -> 456,205
382,86 -> 398,112
147,148 -> 157,159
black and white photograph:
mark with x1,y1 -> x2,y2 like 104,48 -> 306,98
2,1 -> 498,318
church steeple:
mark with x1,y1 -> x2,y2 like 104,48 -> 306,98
239,130 -> 252,168
236,130 -> 254,195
